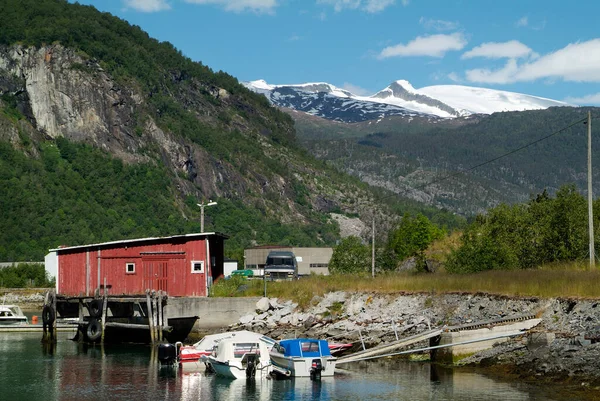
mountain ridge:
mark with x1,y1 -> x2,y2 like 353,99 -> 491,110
244,79 -> 571,122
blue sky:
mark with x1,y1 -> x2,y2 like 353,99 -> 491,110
72,0 -> 600,105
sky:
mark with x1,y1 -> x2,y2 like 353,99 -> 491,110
71,0 -> 600,105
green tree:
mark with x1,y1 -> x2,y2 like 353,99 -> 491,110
446,184 -> 592,273
329,236 -> 371,275
386,213 -> 444,270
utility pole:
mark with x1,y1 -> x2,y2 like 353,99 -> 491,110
587,111 -> 595,269
371,217 -> 375,278
197,201 -> 217,233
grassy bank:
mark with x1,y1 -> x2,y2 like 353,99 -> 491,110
213,261 -> 600,308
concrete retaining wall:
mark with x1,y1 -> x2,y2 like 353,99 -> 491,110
166,297 -> 261,331
434,318 -> 542,362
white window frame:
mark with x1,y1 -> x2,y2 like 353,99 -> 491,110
191,260 -> 204,274
126,262 -> 136,274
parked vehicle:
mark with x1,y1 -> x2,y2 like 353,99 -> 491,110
230,269 -> 254,278
270,338 -> 337,379
264,251 -> 298,280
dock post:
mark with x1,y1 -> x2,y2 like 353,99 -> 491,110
52,291 -> 57,342
392,319 -> 399,341
359,329 -> 366,351
157,291 -> 163,343
146,291 -> 155,344
76,298 -> 84,342
100,290 -> 108,344
42,290 -> 57,344
152,291 -> 159,343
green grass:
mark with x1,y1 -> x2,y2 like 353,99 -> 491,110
212,261 -> 600,308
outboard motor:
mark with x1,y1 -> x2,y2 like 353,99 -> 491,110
245,354 -> 258,379
158,343 -> 177,366
310,358 -> 323,381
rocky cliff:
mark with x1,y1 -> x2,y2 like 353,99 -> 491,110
0,43 -> 384,239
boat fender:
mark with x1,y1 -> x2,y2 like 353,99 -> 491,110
89,299 -> 104,318
86,318 -> 102,342
42,305 -> 55,325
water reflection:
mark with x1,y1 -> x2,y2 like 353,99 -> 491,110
0,333 -> 570,401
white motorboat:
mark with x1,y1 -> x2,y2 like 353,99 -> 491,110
177,330 -> 276,372
270,338 -> 336,379
203,332 -> 273,380
0,305 -> 28,325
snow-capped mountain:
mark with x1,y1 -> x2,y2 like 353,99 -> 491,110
243,79 -> 570,123
245,80 -> 433,123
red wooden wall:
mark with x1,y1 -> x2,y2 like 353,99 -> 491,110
56,235 -> 216,297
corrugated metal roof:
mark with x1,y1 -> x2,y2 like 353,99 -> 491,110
49,232 -> 228,253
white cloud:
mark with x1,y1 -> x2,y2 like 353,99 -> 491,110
184,0 -> 278,13
123,0 -> 171,12
341,82 -> 372,96
462,40 -> 535,60
419,17 -> 459,32
447,72 -> 461,82
564,93 -> 600,106
378,33 -> 467,59
465,59 -> 520,84
465,39 -> 600,84
317,0 -> 397,13
516,16 -> 528,27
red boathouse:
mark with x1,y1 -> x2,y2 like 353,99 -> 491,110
48,233 -> 227,297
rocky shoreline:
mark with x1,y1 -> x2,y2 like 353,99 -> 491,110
230,291 -> 600,388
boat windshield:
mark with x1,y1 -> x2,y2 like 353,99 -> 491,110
8,306 -> 23,316
233,343 -> 260,358
301,341 -> 321,353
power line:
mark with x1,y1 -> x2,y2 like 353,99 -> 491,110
415,116 -> 589,191
363,115 -> 591,209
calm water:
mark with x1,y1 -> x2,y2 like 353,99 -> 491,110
0,332 -> 589,401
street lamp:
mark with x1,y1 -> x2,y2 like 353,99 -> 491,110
197,201 -> 217,233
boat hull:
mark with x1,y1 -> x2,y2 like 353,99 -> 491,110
0,317 -> 28,325
79,316 -> 198,344
270,353 -> 336,377
207,357 -> 271,380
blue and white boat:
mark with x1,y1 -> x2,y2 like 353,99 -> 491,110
270,338 -> 336,379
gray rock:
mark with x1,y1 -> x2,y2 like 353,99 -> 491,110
256,297 -> 271,313
239,314 -> 255,325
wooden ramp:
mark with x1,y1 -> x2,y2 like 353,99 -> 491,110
336,328 -> 442,365
336,314 -> 541,365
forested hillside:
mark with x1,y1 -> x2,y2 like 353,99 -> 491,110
0,0 -> 463,262
298,107 -> 599,214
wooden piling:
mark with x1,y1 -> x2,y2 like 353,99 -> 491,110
146,291 -> 155,344
152,292 -> 159,343
157,291 -> 163,343
100,291 -> 108,343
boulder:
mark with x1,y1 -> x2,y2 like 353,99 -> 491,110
239,314 -> 255,325
256,297 -> 271,313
